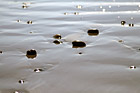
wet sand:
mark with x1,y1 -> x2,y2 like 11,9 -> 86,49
1,0 -> 140,93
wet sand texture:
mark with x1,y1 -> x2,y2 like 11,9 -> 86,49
1,0 -> 140,93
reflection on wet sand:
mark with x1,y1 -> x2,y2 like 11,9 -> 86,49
1,0 -> 140,93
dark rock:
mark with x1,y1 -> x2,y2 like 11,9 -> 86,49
121,21 -> 126,25
34,68 -> 44,72
87,29 -> 99,36
53,40 -> 62,44
79,52 -> 82,54
72,40 -> 86,48
18,80 -> 24,84
53,34 -> 61,39
26,49 -> 37,59
0,51 -> 2,54
129,24 -> 134,27
130,66 -> 136,69
27,21 -> 32,24
22,5 -> 28,9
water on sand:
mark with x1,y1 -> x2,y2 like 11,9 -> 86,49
0,0 -> 140,93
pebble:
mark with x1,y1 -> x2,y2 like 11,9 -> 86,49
27,21 -> 32,24
121,21 -> 126,25
0,51 -> 2,54
17,20 -> 21,22
18,80 -> 24,84
34,68 -> 44,73
74,12 -> 79,15
129,24 -> 134,27
64,12 -> 68,15
22,5 -> 28,9
72,40 -> 86,48
53,40 -> 62,45
26,49 -> 37,59
87,29 -> 99,36
118,40 -> 123,43
130,66 -> 136,69
53,34 -> 61,39
79,52 -> 82,54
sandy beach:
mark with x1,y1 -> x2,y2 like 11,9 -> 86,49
0,0 -> 140,93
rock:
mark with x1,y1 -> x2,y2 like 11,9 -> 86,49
121,21 -> 126,25
72,40 -> 86,48
26,49 -> 37,59
53,34 -> 61,39
87,29 -> 99,36
53,40 -> 62,44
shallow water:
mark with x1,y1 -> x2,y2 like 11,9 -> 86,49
1,0 -> 140,93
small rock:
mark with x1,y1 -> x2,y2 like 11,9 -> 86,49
118,40 -> 123,43
26,49 -> 37,59
87,29 -> 99,36
18,80 -> 24,84
53,40 -> 62,45
17,20 -> 21,22
34,68 -> 44,73
27,21 -> 32,24
74,12 -> 79,15
129,24 -> 134,27
0,51 -> 2,54
121,21 -> 126,25
130,66 -> 136,69
72,40 -> 86,48
79,52 -> 82,54
53,34 -> 61,39
64,12 -> 68,15
22,5 -> 28,9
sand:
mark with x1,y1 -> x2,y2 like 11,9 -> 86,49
0,0 -> 140,93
